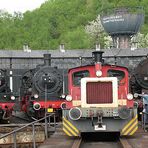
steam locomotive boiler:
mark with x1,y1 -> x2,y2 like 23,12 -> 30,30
20,54 -> 65,119
0,69 -> 15,123
130,57 -> 148,120
62,51 -> 138,137
131,58 -> 148,94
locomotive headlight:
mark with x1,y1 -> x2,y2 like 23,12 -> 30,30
60,102 -> 67,109
69,107 -> 82,120
34,94 -> 39,99
66,95 -> 72,101
118,106 -> 130,119
33,102 -> 41,110
11,96 -> 15,100
96,70 -> 102,77
61,94 -> 66,99
127,93 -> 133,100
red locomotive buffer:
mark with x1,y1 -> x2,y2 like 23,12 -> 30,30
62,51 -> 138,137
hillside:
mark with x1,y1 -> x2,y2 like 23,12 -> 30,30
0,0 -> 147,50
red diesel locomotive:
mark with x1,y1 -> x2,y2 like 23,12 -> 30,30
62,51 -> 138,137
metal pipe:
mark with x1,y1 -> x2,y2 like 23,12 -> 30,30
32,123 -> 36,148
62,68 -> 65,94
43,54 -> 51,66
45,116 -> 48,139
10,70 -> 13,92
13,132 -> 17,148
54,114 -> 56,131
45,84 -> 47,115
92,51 -> 104,63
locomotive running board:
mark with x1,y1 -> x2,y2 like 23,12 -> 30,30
62,117 -> 80,137
121,115 -> 138,136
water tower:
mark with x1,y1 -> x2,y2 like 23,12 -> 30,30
100,7 -> 144,49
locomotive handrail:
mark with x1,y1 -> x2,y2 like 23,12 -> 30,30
0,113 -> 56,148
134,93 -> 148,98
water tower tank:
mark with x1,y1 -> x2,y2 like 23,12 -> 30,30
100,7 -> 144,49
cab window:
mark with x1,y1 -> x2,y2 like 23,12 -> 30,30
73,70 -> 89,86
107,69 -> 125,82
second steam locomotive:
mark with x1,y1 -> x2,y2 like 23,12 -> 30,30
20,54 -> 65,119
0,69 -> 15,123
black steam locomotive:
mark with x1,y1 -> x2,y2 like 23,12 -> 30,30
130,57 -> 148,120
20,54 -> 66,119
0,69 -> 15,122
131,58 -> 148,94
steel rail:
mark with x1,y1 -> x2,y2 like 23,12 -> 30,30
120,137 -> 132,148
72,138 -> 82,148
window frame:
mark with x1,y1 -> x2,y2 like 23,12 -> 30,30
107,69 -> 125,84
72,70 -> 90,87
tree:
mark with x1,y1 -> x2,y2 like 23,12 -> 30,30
0,0 -> 147,49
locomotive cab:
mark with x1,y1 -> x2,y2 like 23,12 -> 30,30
62,51 -> 138,137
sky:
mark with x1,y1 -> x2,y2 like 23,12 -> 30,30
0,0 -> 47,14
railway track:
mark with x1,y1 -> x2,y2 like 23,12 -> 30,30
71,137 -> 132,148
0,118 -> 140,148
39,128 -> 134,148
72,138 -> 82,148
119,137 -> 132,148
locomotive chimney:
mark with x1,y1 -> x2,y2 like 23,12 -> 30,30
43,54 -> 51,66
92,51 -> 104,63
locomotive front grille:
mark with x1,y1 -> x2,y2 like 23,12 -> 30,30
81,77 -> 118,108
86,82 -> 113,104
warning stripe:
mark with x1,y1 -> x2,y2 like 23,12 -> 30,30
63,128 -> 72,136
63,117 -> 80,137
121,115 -> 138,135
121,115 -> 137,133
129,126 -> 138,135
63,117 -> 79,134
123,120 -> 138,135
63,122 -> 78,136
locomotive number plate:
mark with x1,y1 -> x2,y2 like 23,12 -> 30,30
94,125 -> 106,131
47,108 -> 53,113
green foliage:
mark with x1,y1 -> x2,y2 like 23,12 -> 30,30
0,0 -> 147,50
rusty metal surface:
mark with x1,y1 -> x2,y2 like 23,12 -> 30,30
0,129 -> 45,144
0,113 -> 56,147
0,125 -> 44,133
